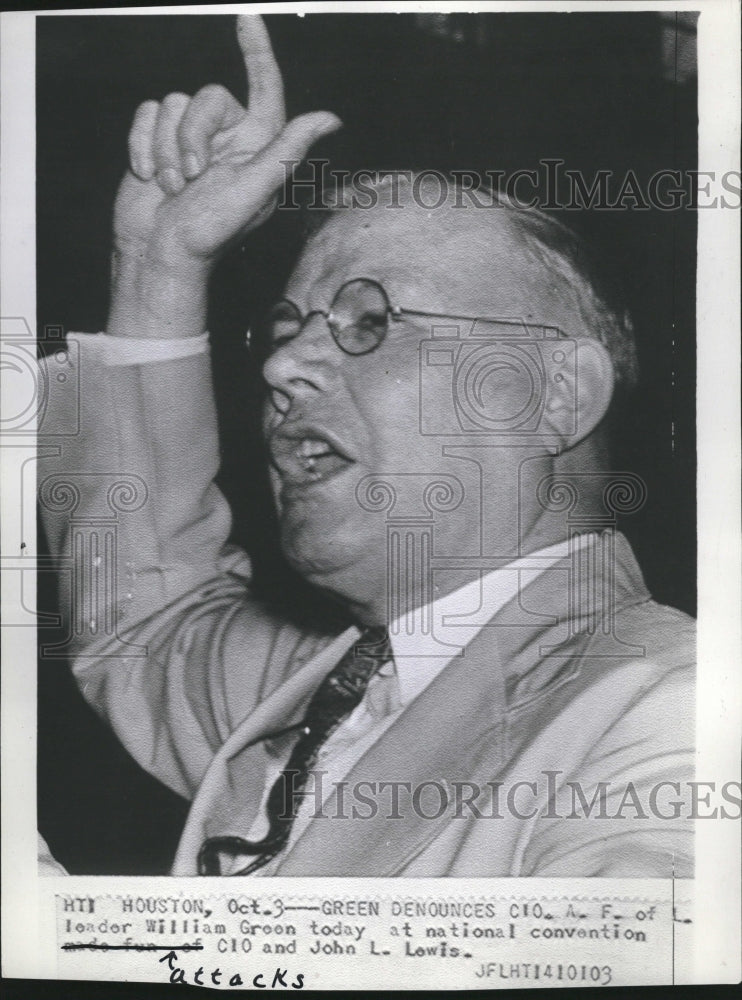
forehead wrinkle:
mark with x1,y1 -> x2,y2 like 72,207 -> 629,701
291,212 -> 444,308
290,202 -> 587,326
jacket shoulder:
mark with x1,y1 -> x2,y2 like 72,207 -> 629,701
592,597 -> 695,671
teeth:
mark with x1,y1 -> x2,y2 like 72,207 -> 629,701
294,437 -> 335,478
296,437 -> 333,458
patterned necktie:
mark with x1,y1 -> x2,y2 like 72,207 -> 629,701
198,626 -> 393,876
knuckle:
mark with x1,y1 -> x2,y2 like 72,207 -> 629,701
195,82 -> 230,103
152,130 -> 178,165
176,116 -> 199,148
178,85 -> 234,149
161,91 -> 190,112
131,100 -> 158,128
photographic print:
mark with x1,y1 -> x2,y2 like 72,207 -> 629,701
1,1 -> 739,991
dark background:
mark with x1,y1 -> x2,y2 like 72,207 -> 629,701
36,12 -> 697,875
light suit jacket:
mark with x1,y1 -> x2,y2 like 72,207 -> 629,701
39,339 -> 695,877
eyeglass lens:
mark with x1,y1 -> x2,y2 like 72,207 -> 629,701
265,278 -> 391,357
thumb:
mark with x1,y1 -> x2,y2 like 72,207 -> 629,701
218,111 -> 343,226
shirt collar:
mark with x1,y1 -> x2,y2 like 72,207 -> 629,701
388,534 -> 592,707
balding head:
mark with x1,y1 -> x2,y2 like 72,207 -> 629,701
299,172 -> 638,390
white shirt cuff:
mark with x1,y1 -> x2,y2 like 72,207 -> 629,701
67,331 -> 209,366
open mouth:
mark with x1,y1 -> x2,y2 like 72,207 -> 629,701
269,425 -> 355,489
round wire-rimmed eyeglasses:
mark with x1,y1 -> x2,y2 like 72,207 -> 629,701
249,276 -> 565,357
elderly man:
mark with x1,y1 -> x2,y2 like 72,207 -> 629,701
40,16 -> 693,877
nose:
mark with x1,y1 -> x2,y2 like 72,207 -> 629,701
261,312 -> 337,409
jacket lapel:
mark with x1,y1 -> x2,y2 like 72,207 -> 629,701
274,616 -> 510,876
172,627 -> 360,873
275,532 -> 650,876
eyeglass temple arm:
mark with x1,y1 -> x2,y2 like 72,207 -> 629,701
390,305 -> 564,337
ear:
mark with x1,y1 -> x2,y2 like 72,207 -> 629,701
540,337 -> 615,452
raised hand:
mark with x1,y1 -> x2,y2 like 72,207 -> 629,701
111,15 -> 340,320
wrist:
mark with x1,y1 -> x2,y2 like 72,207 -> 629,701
108,245 -> 211,340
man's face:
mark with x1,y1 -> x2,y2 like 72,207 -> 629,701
261,202 -> 581,616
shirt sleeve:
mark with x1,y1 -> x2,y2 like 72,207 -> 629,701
83,331 -> 210,366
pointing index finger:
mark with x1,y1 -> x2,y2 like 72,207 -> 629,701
236,14 -> 286,128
